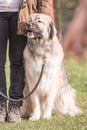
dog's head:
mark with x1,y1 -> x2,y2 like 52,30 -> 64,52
26,13 -> 57,40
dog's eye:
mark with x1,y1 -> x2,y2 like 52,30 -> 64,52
38,19 -> 43,23
38,20 -> 43,23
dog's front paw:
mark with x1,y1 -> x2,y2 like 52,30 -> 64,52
29,113 -> 40,121
42,113 -> 51,119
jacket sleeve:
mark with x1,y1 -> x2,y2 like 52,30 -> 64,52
42,0 -> 52,15
42,0 -> 54,21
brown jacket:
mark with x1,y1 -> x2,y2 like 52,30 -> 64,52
17,0 -> 53,35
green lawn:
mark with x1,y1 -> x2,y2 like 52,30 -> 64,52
1,58 -> 87,130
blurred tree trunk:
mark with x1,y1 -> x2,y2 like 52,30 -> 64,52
62,0 -> 87,59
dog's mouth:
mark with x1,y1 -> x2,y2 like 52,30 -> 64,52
27,29 -> 34,37
27,28 -> 42,39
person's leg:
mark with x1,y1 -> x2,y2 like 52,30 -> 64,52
0,12 -> 9,122
7,12 -> 26,122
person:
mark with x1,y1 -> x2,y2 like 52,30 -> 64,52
0,0 -> 27,122
0,0 -> 54,122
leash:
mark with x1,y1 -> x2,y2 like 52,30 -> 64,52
0,63 -> 44,102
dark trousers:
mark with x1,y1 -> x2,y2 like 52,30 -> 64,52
0,12 -> 26,105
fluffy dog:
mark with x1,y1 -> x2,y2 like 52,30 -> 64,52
21,13 -> 82,121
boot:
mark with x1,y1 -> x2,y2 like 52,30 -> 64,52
7,102 -> 21,122
0,102 -> 7,122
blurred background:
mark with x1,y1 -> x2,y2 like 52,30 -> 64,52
53,0 -> 87,59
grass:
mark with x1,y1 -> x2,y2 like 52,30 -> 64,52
1,58 -> 87,130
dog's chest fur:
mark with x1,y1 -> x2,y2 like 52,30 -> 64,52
24,39 -> 60,95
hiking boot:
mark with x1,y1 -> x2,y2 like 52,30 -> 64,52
7,102 -> 21,122
0,102 -> 7,122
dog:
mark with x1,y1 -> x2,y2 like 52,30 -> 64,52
20,13 -> 82,121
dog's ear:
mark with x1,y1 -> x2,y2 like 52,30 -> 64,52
49,22 -> 54,39
49,22 -> 57,39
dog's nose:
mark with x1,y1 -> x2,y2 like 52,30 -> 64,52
27,23 -> 32,29
26,23 -> 32,31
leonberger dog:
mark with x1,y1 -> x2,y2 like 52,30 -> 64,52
21,13 -> 82,121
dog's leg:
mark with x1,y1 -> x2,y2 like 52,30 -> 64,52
29,94 -> 41,121
20,85 -> 32,118
20,98 -> 32,118
41,82 -> 57,119
42,97 -> 53,119
23,73 -> 41,121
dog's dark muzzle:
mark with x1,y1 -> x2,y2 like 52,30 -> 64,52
26,24 -> 42,38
